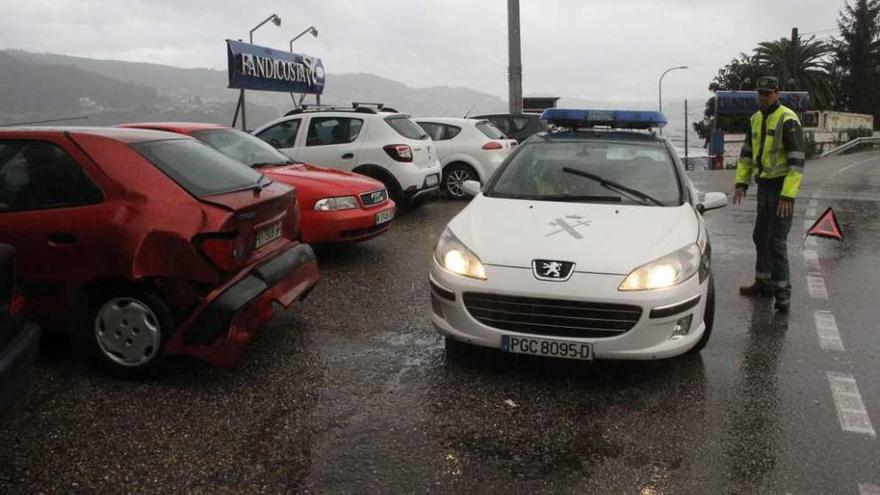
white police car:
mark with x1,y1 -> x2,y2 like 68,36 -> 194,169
429,109 -> 728,361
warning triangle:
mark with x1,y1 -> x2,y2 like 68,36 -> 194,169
807,207 -> 843,240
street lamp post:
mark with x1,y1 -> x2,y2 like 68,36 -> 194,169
289,26 -> 319,107
658,65 -> 687,136
289,26 -> 318,52
238,14 -> 282,130
658,65 -> 688,113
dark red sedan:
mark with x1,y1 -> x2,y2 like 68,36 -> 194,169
0,127 -> 319,375
120,123 -> 397,244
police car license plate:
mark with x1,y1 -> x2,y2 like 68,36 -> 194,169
426,174 -> 439,187
375,209 -> 394,225
500,335 -> 593,361
255,222 -> 282,249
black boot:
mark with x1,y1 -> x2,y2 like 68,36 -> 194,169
739,280 -> 773,297
774,288 -> 791,311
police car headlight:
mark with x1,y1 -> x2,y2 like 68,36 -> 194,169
314,196 -> 358,211
619,244 -> 702,291
435,229 -> 486,280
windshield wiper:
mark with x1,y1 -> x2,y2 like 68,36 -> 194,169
562,167 -> 664,206
253,175 -> 273,192
250,161 -> 290,169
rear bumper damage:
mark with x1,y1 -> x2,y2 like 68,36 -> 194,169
165,243 -> 319,367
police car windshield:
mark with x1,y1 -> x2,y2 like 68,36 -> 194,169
485,140 -> 682,206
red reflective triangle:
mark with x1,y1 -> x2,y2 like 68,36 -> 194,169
807,207 -> 843,240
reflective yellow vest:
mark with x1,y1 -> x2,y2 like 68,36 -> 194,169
735,104 -> 804,199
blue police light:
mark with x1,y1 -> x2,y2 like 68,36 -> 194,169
541,109 -> 668,130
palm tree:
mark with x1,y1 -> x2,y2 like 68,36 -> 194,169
754,36 -> 836,109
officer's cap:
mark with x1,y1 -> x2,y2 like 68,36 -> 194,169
756,76 -> 780,92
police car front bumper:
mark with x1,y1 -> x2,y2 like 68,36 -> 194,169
429,261 -> 709,360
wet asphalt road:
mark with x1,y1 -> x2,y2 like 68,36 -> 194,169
2,152 -> 879,494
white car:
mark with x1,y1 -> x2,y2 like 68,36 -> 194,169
253,104 -> 442,206
414,118 -> 516,199
429,109 -> 729,361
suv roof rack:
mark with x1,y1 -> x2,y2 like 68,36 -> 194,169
283,103 -> 400,117
352,102 -> 399,113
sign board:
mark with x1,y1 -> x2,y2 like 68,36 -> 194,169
715,91 -> 810,115
226,39 -> 325,94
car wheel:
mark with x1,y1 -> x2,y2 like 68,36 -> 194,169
383,179 -> 405,207
81,284 -> 173,378
688,274 -> 715,354
442,163 -> 478,200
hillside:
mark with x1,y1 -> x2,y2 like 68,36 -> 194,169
0,49 -> 702,154
1,50 -> 507,127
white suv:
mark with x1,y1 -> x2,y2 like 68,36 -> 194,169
253,104 -> 441,207
415,118 -> 515,199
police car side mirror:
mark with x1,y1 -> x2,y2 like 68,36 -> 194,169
462,180 -> 481,197
698,192 -> 728,214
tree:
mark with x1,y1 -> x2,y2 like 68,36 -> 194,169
754,36 -> 836,109
695,54 -> 767,141
835,0 -> 880,123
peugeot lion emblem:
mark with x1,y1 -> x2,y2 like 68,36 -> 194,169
371,191 -> 383,202
532,260 -> 576,282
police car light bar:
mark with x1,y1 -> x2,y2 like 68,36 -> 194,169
541,109 -> 668,130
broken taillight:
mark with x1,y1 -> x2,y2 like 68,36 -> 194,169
195,233 -> 245,272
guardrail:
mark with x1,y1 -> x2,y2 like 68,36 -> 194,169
820,136 -> 880,158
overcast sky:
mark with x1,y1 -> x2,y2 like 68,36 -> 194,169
0,0 -> 843,103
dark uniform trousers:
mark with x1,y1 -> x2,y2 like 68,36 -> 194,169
753,176 -> 792,295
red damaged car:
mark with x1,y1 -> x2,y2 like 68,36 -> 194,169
120,123 -> 396,243
0,127 -> 319,375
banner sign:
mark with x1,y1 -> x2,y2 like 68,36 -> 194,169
715,91 -> 810,114
226,39 -> 325,94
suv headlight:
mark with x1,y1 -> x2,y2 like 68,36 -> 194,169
619,244 -> 702,291
314,196 -> 358,211
434,228 -> 486,280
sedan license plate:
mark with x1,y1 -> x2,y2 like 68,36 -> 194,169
500,335 -> 593,361
255,222 -> 282,249
375,208 -> 394,225
426,174 -> 439,187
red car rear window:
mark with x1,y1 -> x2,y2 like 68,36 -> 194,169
131,139 -> 264,197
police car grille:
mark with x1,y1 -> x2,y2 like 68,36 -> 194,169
359,189 -> 388,207
462,292 -> 642,338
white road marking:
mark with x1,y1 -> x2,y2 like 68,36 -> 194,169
860,483 -> 880,495
812,191 -> 821,198
805,236 -> 817,247
814,310 -> 844,352
828,372 -> 876,437
803,249 -> 821,271
828,154 -> 880,181
808,199 -> 818,208
807,275 -> 829,300
806,207 -> 817,218
804,219 -> 814,230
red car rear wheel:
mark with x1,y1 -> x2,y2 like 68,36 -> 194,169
80,284 -> 174,378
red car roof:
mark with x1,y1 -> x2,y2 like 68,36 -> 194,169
118,122 -> 227,135
0,126 -> 188,144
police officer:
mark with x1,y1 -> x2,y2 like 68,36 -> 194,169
733,76 -> 806,311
